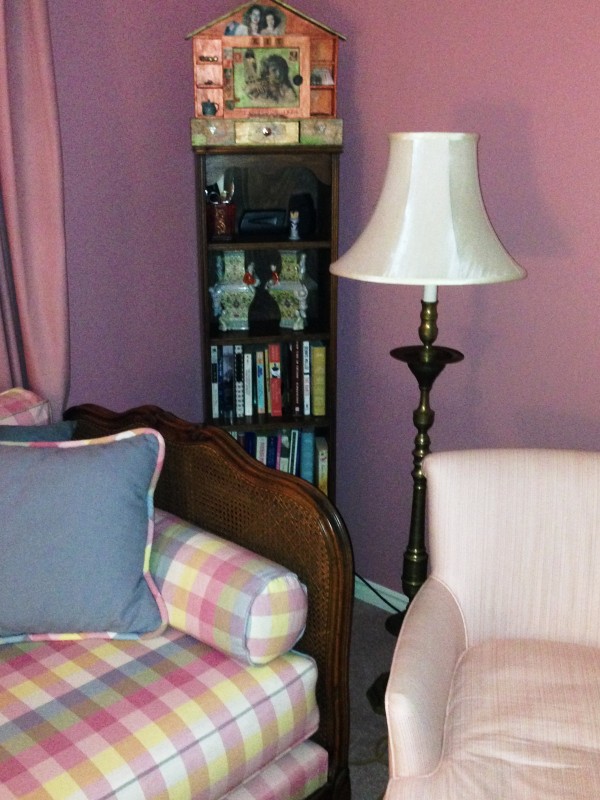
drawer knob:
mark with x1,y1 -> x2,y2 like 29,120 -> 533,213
262,126 -> 272,137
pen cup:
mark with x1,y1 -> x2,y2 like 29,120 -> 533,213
207,202 -> 236,241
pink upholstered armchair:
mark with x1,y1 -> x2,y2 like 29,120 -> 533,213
385,449 -> 600,799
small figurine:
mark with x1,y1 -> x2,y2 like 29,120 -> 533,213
243,263 -> 257,285
289,210 -> 300,241
268,263 -> 280,284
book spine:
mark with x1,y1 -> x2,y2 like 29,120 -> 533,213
311,343 -> 326,416
289,340 -> 303,417
300,428 -> 315,484
256,434 -> 268,465
221,345 -> 234,423
279,430 -> 291,473
302,340 -> 311,416
210,345 -> 220,420
266,434 -> 279,469
315,435 -> 329,494
244,430 -> 257,458
234,344 -> 245,419
268,342 -> 283,417
255,349 -> 266,415
264,346 -> 272,415
243,348 -> 254,418
289,428 -> 300,475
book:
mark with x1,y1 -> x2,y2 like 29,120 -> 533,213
311,343 -> 326,416
243,430 -> 257,458
220,344 -> 234,422
210,345 -> 220,420
264,346 -> 271,415
302,340 -> 311,416
255,349 -> 266,415
266,434 -> 279,469
279,430 -> 291,473
255,434 -> 268,465
315,436 -> 328,494
288,340 -> 303,417
234,344 -> 245,418
300,428 -> 315,484
243,348 -> 254,417
302,341 -> 311,417
289,428 -> 300,475
268,342 -> 283,417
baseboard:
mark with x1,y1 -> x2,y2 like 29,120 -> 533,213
354,575 -> 408,614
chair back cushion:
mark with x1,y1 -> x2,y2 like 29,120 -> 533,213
423,449 -> 600,646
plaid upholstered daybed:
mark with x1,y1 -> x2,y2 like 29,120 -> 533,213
0,393 -> 353,800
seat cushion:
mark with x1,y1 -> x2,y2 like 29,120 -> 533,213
0,628 -> 321,799
389,639 -> 600,799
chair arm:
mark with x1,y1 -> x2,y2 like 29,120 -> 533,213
385,577 -> 467,776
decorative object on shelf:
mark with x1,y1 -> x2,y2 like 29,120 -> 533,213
210,251 -> 259,331
206,181 -> 236,241
187,0 -> 345,121
266,251 -> 309,330
330,131 -> 526,711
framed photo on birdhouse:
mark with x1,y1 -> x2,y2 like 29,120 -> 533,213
222,36 -> 310,118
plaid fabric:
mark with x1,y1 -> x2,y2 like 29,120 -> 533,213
0,627 -> 319,799
152,509 -> 308,665
0,389 -> 51,425
227,741 -> 328,800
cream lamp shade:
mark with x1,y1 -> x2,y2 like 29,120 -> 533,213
330,132 -> 526,297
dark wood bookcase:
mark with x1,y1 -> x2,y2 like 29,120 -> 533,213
194,142 -> 340,498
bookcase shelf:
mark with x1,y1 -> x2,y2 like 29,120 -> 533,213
188,1 -> 344,499
194,144 -> 340,498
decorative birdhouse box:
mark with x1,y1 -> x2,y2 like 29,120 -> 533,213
187,1 -> 344,123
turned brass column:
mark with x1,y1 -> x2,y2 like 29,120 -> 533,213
386,300 -> 463,632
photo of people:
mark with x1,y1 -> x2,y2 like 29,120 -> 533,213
233,47 -> 301,108
224,5 -> 286,37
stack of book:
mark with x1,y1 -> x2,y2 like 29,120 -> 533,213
230,427 -> 329,494
210,340 -> 327,423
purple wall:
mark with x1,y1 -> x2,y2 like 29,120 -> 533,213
49,1 -> 600,592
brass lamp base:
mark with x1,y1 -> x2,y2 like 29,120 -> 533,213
366,300 -> 463,715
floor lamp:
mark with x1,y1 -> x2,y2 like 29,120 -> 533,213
330,132 -> 526,711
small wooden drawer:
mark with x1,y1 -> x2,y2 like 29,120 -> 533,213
191,118 -> 235,147
235,120 -> 300,145
300,118 -> 343,145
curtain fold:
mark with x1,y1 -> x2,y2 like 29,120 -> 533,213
0,0 -> 69,419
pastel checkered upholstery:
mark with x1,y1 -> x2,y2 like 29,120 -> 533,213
151,509 -> 308,665
0,627 -> 323,799
0,388 -> 51,425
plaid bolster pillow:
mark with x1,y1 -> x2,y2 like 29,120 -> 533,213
151,509 -> 308,665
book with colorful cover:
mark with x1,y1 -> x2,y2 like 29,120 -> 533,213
268,342 -> 283,417
315,435 -> 328,494
210,345 -> 219,420
243,348 -> 253,417
255,349 -> 266,415
311,343 -> 326,416
300,428 -> 315,484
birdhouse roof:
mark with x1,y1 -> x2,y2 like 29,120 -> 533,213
186,0 -> 346,40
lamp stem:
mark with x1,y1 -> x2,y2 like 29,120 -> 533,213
390,301 -> 464,606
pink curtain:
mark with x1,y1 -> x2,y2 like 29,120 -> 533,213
0,0 -> 69,419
